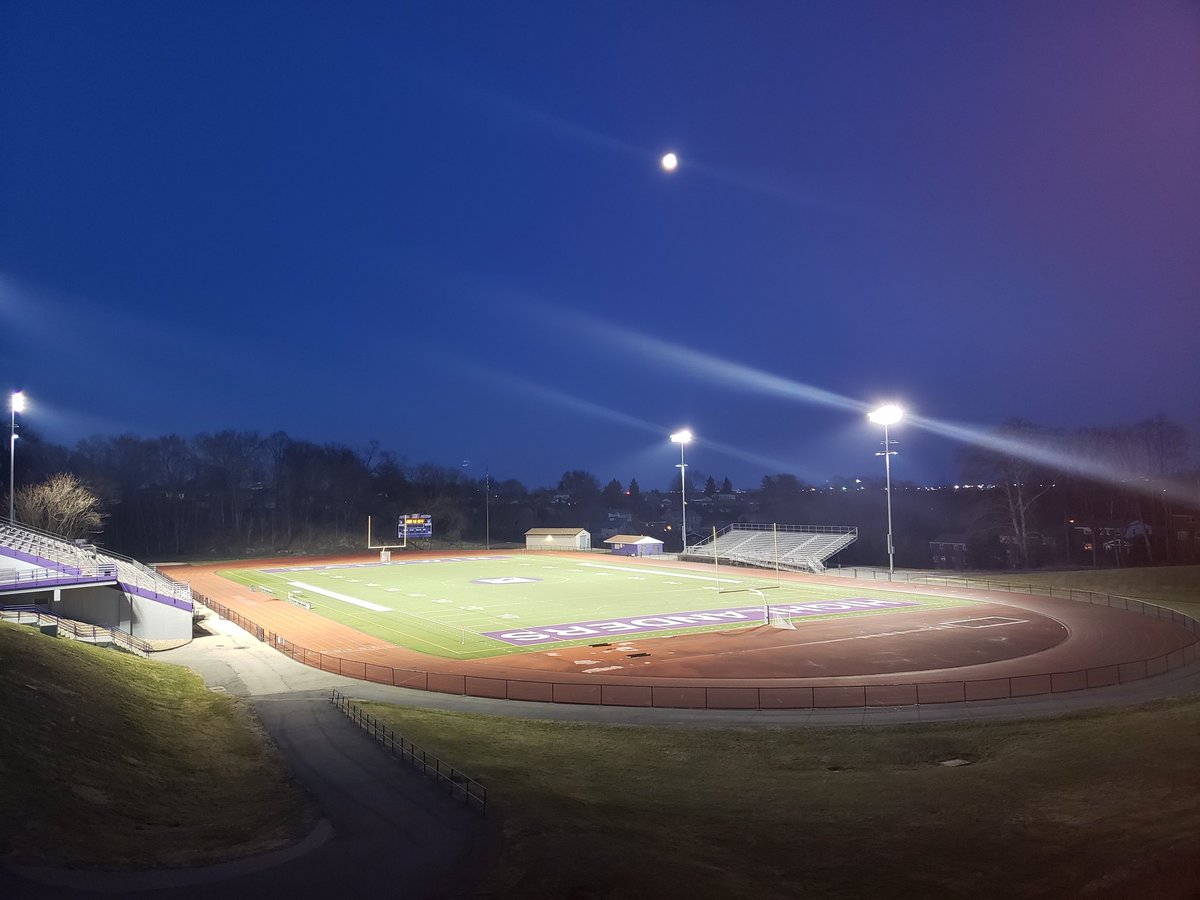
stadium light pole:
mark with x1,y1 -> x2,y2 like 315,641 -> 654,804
9,391 -> 26,522
868,405 -> 903,577
670,429 -> 692,555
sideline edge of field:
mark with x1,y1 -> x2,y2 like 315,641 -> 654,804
215,559 -> 974,660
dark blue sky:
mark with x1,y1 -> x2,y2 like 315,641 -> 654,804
3,1 -> 1198,491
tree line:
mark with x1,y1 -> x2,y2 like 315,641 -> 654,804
6,414 -> 1198,569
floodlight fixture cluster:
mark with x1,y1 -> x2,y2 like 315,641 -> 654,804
669,428 -> 693,553
868,404 -> 904,576
10,391 -> 27,522
868,404 -> 903,426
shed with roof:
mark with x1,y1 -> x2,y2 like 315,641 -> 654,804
524,527 -> 591,551
603,534 -> 665,557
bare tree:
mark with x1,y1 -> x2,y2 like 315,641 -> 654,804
961,421 -> 1058,568
1136,415 -> 1188,561
15,473 -> 105,539
193,430 -> 266,537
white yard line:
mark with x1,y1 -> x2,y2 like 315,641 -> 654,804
578,562 -> 739,584
288,581 -> 393,612
941,617 -> 1028,628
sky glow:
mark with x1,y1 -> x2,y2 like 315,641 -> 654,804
1,2 -> 1196,491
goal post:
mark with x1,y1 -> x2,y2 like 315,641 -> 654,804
367,515 -> 406,561
712,526 -> 720,591
718,582 -> 781,595
773,522 -> 782,585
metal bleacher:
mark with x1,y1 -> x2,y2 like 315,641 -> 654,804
682,523 -> 857,573
0,520 -> 192,608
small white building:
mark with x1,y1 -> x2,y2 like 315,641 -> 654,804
603,534 -> 665,558
525,527 -> 591,551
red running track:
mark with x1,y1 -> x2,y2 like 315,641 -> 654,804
170,552 -> 1199,709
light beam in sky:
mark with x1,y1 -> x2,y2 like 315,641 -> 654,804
456,360 -> 801,474
531,307 -> 1199,504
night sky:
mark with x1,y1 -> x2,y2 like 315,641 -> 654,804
3,2 -> 1198,491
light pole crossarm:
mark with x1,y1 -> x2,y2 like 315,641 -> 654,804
10,391 -> 27,523
868,405 -> 903,577
670,429 -> 693,555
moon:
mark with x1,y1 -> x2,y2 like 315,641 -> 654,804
660,152 -> 678,172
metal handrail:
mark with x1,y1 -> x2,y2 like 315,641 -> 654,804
706,522 -> 857,537
0,605 -> 152,656
329,690 -> 486,813
0,565 -> 120,588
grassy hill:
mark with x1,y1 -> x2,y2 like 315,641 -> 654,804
926,565 -> 1200,614
1,564 -> 1196,894
364,697 -> 1200,899
358,564 -> 1200,899
0,621 -> 312,869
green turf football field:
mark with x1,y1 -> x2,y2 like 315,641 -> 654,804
218,554 -> 975,660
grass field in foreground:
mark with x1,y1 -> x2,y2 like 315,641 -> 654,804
364,696 -> 1200,899
218,554 -> 972,659
920,565 -> 1200,615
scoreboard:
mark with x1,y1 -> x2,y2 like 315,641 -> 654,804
399,513 -> 433,539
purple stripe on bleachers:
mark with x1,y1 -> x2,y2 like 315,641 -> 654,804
1,548 -> 191,610
0,572 -> 119,592
0,546 -> 82,575
118,581 -> 194,611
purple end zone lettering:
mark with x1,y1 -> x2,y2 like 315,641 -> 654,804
542,626 -> 600,637
496,631 -> 552,643
593,622 -> 638,633
629,617 -> 684,627
482,597 -> 921,645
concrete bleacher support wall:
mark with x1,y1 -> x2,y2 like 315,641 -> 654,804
51,585 -> 134,633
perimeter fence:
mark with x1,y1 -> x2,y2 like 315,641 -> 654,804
330,689 -> 486,814
829,566 -> 1200,604
194,580 -> 1199,710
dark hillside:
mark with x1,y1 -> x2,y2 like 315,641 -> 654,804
0,622 -> 311,868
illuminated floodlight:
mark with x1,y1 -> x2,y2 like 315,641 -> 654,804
868,405 -> 902,576
670,428 -> 693,554
661,152 -> 679,172
868,404 -> 903,426
10,391 -> 27,521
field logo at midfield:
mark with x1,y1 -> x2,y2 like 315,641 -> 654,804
472,577 -> 542,585
483,597 -> 921,645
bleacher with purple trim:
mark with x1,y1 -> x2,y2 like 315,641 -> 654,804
0,521 -> 192,611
